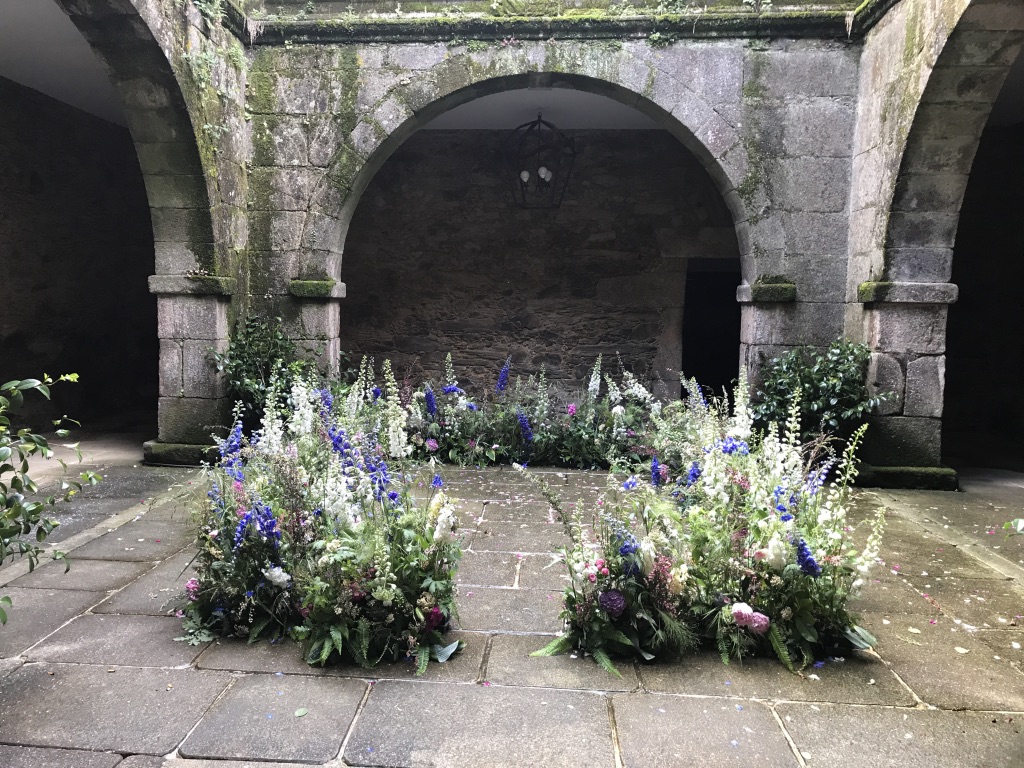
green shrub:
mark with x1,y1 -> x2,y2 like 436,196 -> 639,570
212,316 -> 308,430
752,340 -> 885,439
1,375 -> 100,625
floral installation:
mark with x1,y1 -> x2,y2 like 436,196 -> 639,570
527,378 -> 885,674
181,376 -> 463,674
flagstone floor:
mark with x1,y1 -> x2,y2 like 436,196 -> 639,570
0,435 -> 1022,768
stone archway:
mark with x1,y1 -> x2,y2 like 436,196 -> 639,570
852,0 -> 1024,474
44,0 -> 249,458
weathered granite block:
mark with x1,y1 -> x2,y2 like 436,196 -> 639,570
904,354 -> 946,418
158,396 -> 230,445
866,304 -> 947,355
156,295 -> 229,341
867,352 -> 905,416
861,415 -> 942,467
158,339 -> 183,398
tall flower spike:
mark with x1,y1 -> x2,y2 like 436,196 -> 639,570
496,355 -> 512,394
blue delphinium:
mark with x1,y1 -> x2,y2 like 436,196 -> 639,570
442,384 -> 465,395
796,539 -> 821,577
366,456 -> 392,502
371,386 -> 382,402
425,387 -> 437,417
780,513 -> 794,522
233,500 -> 281,551
516,410 -> 533,443
622,475 -> 639,491
221,421 -> 245,482
466,402 -> 478,411
686,461 -> 701,486
651,455 -> 662,487
720,436 -> 750,455
431,474 -> 444,489
495,355 -> 512,394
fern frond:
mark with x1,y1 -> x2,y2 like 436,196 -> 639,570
591,646 -> 623,678
716,634 -> 732,665
768,624 -> 794,672
416,645 -> 430,676
531,635 -> 575,658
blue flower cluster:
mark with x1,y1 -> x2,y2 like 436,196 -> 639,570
220,422 -> 245,482
719,436 -> 750,455
431,474 -> 444,489
365,456 -> 392,502
425,387 -> 437,417
622,475 -> 639,491
650,455 -> 662,488
371,386 -> 383,402
686,461 -> 702,486
616,531 -> 639,557
796,538 -> 821,577
495,355 -> 512,394
442,384 -> 465,395
466,402 -> 479,411
802,460 -> 834,497
233,500 -> 281,551
316,388 -> 334,414
516,410 -> 533,443
772,484 -> 798,514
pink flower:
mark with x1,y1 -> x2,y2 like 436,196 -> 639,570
588,573 -> 597,583
731,602 -> 754,625
184,578 -> 200,602
600,567 -> 610,576
425,439 -> 439,452
748,612 -> 771,634
566,403 -> 577,416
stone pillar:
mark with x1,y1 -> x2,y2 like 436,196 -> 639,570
144,275 -> 235,464
286,279 -> 347,377
857,280 -> 958,486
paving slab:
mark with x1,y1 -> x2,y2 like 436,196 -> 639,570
638,649 -> 914,706
974,629 -> 1024,671
456,551 -> 519,587
895,575 -> 1024,627
0,587 -> 103,658
861,612 -> 1024,710
776,702 -> 1024,768
517,553 -> 571,590
485,633 -> 638,691
39,497 -> 148,546
119,759 -> 309,768
479,499 -> 557,523
93,547 -> 196,615
345,680 -> 615,767
180,674 -> 366,763
613,694 -> 798,767
0,745 -> 123,768
198,632 -> 485,683
455,586 -> 563,633
68,516 -> 193,562
847,571 -> 937,615
0,663 -> 230,754
0,657 -> 25,678
472,521 -> 568,554
26,614 -> 206,667
8,557 -> 153,592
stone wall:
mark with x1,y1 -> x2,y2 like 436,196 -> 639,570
341,128 -> 739,394
0,77 -> 155,424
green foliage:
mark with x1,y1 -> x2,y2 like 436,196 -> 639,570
193,0 -> 225,22
1,375 -> 100,626
212,316 -> 308,430
1005,518 -> 1024,536
752,340 -> 886,439
647,31 -> 678,47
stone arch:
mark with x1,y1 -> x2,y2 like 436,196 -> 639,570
883,0 -> 1024,284
857,0 -> 1024,475
305,46 -> 752,277
48,0 -> 243,455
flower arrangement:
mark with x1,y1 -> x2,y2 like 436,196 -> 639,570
530,378 -> 885,674
343,353 -> 661,469
182,377 -> 463,674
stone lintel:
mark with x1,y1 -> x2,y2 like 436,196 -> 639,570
858,281 -> 958,305
149,274 -> 237,296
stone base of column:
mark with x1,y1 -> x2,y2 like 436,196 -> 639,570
143,440 -> 219,466
855,464 -> 959,491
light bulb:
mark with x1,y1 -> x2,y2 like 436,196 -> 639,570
520,170 -> 530,183
538,166 -> 548,179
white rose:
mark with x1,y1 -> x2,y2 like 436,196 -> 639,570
262,566 -> 291,589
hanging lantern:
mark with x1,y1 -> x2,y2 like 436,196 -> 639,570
501,111 -> 577,209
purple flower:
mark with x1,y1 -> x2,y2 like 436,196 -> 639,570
651,456 -> 662,488
598,590 -> 627,618
796,539 -> 821,578
425,387 -> 437,417
566,403 -> 577,416
184,578 -> 200,602
371,386 -> 382,402
431,474 -> 444,488
748,612 -> 771,635
443,384 -> 464,395
495,355 -> 512,394
425,439 -> 439,453
467,403 -> 478,411
686,461 -> 701,486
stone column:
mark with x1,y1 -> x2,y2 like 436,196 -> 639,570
144,275 -> 235,464
286,279 -> 347,377
858,280 -> 959,486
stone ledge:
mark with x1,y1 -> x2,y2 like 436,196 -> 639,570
855,464 -> 959,491
242,12 -> 857,45
149,275 -> 237,296
857,281 -> 958,305
737,283 -> 797,304
143,440 -> 218,466
288,279 -> 346,299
